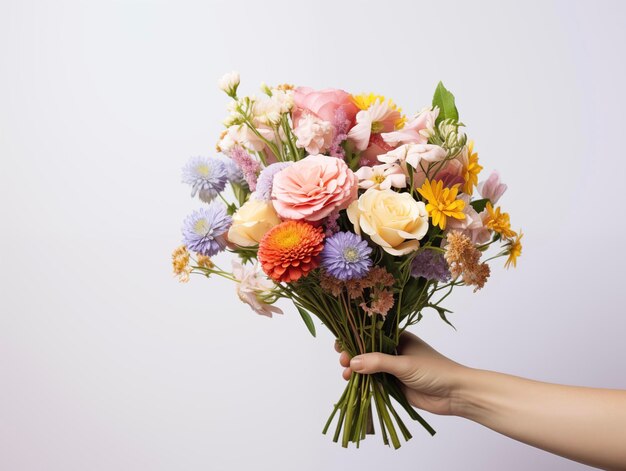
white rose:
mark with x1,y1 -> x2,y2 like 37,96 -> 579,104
347,188 -> 429,255
228,198 -> 281,246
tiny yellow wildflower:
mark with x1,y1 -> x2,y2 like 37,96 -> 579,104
417,179 -> 466,230
484,202 -> 516,238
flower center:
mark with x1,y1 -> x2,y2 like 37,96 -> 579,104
194,219 -> 210,235
373,174 -> 386,184
370,121 -> 384,134
342,247 -> 359,263
196,164 -> 210,177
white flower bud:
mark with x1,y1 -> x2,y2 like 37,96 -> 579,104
218,71 -> 240,97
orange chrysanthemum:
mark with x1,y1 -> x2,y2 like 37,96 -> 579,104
258,220 -> 325,283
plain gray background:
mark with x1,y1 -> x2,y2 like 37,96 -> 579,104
2,0 -> 625,469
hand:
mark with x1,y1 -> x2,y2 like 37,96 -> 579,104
336,332 -> 468,416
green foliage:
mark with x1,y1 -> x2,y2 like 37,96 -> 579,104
470,198 -> 490,213
296,305 -> 316,337
432,81 -> 459,125
228,246 -> 257,264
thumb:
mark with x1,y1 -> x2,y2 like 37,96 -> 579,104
350,352 -> 410,377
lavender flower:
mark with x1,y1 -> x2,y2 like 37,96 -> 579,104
323,210 -> 340,237
321,232 -> 373,281
230,146 -> 260,191
182,204 -> 232,256
182,156 -> 228,203
255,161 -> 292,201
328,108 -> 350,159
411,249 -> 451,282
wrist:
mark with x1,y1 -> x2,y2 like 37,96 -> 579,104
449,366 -> 489,419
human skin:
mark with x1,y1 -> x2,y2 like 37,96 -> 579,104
336,333 -> 626,471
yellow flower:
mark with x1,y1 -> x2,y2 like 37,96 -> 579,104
351,93 -> 386,110
351,93 -> 405,129
417,179 -> 466,230
484,202 -> 516,238
462,141 -> 483,195
504,230 -> 523,269
172,245 -> 191,283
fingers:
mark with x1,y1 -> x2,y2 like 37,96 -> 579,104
342,367 -> 352,381
334,340 -> 342,353
349,352 -> 410,377
339,351 -> 351,368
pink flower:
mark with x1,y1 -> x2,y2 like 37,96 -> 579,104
292,87 -> 358,126
347,101 -> 401,151
357,135 -> 395,167
382,107 -> 439,146
293,113 -> 334,155
271,154 -> 358,221
446,195 -> 491,245
355,163 -> 406,190
478,171 -> 507,204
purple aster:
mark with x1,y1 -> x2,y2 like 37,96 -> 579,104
321,231 -> 373,281
182,204 -> 232,256
254,161 -> 292,201
182,156 -> 228,203
411,250 -> 451,282
223,158 -> 246,186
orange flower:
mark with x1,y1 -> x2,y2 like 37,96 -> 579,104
258,221 -> 325,283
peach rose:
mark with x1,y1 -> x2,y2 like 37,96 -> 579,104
271,154 -> 358,221
347,188 -> 429,255
228,198 -> 281,247
292,87 -> 358,126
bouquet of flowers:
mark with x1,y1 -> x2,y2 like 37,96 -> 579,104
171,72 -> 523,449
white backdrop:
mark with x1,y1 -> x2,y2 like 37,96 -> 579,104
2,1 -> 625,470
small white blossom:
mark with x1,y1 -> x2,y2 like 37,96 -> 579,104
218,71 -> 240,97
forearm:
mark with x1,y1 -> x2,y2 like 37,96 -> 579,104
453,368 -> 626,471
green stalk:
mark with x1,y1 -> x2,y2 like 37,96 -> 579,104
342,373 -> 361,448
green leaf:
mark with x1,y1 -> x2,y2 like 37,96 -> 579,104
432,81 -> 459,124
470,198 -> 490,213
296,305 -> 316,337
430,305 -> 456,330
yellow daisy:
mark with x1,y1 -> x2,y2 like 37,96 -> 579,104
462,141 -> 483,195
504,230 -> 523,269
484,202 -> 516,238
417,179 -> 466,230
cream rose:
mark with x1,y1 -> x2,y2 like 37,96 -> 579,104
228,198 -> 281,247
347,188 -> 429,255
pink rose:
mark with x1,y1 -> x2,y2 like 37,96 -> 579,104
292,87 -> 358,127
271,154 -> 358,221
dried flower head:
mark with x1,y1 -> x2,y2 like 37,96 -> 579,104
196,254 -> 214,269
445,231 -> 490,291
172,245 -> 191,283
